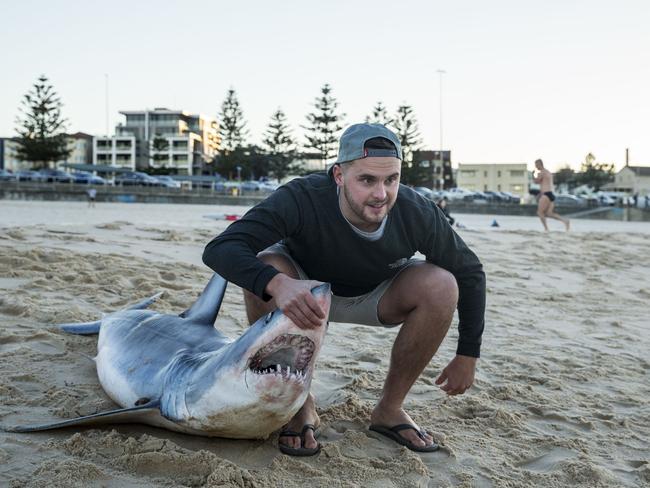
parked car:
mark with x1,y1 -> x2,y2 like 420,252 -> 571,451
259,181 -> 279,192
554,194 -> 587,208
38,169 -> 74,183
115,171 -> 160,186
499,191 -> 521,204
482,191 -> 500,202
412,186 -> 434,199
240,181 -> 261,192
445,187 -> 476,201
467,191 -> 490,203
0,169 -> 16,181
71,171 -> 107,185
214,181 -> 241,192
154,176 -> 181,188
595,192 -> 616,206
16,170 -> 41,181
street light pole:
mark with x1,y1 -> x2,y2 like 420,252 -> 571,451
104,73 -> 109,136
437,69 -> 446,189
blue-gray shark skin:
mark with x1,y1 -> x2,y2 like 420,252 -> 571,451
7,275 -> 332,439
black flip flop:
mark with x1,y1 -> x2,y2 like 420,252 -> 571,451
369,423 -> 439,452
278,423 -> 322,456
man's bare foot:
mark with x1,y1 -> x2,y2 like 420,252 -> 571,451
370,403 -> 434,449
565,220 -> 570,231
279,394 -> 320,451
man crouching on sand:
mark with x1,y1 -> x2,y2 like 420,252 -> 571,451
203,123 -> 486,455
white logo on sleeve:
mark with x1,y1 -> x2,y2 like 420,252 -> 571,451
388,258 -> 408,269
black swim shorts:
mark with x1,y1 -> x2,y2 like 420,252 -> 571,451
543,191 -> 556,202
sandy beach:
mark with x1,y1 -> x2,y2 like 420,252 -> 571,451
1,200 -> 649,487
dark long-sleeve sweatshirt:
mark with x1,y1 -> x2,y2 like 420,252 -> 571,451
203,172 -> 486,357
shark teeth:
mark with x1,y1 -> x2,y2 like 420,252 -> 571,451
251,364 -> 307,380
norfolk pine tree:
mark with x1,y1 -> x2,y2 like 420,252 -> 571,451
263,108 -> 299,181
151,134 -> 170,169
303,84 -> 345,166
365,101 -> 393,126
216,88 -> 249,178
392,104 -> 422,185
14,75 -> 71,169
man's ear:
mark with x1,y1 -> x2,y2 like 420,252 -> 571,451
332,164 -> 344,186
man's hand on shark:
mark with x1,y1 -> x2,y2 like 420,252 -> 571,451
266,274 -> 326,330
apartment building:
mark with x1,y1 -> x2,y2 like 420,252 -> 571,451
65,132 -> 93,166
93,135 -> 137,169
412,150 -> 454,189
0,133 -> 94,171
457,163 -> 529,196
93,108 -> 220,175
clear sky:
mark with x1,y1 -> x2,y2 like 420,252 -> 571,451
2,0 -> 649,171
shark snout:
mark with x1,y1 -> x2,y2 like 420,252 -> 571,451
311,283 -> 332,320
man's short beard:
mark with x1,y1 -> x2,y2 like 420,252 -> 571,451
342,185 -> 387,223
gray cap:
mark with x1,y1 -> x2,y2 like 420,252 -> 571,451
334,123 -> 402,165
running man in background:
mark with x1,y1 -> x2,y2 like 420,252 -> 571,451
533,159 -> 570,231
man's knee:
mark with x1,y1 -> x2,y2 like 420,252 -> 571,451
417,265 -> 459,309
382,263 -> 458,320
256,250 -> 300,279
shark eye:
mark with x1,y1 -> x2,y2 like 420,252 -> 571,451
264,312 -> 273,325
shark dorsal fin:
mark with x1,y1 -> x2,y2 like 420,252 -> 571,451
179,273 -> 228,326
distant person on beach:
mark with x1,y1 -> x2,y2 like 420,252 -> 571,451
532,159 -> 569,231
204,123 -> 486,456
436,197 -> 455,226
87,188 -> 97,208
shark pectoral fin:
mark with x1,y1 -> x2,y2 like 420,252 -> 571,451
126,292 -> 164,311
4,401 -> 161,433
59,320 -> 102,335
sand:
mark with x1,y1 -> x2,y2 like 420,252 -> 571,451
0,200 -> 649,487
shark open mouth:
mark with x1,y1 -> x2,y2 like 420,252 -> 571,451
249,334 -> 315,379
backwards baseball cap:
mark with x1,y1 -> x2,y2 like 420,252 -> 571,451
333,123 -> 402,166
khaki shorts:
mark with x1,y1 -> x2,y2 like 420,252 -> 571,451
263,243 -> 419,327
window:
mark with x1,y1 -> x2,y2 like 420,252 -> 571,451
498,184 -> 501,191
484,171 -> 488,177
510,170 -> 525,177
498,170 -> 501,177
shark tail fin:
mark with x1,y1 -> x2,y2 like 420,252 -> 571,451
179,273 -> 228,326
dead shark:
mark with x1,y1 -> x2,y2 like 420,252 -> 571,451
6,274 -> 331,439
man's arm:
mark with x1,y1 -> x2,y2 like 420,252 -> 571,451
420,204 -> 486,394
202,185 -> 327,328
202,187 -> 301,299
423,206 -> 486,358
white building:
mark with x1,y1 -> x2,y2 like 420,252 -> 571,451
64,132 -> 93,167
604,165 -> 650,195
456,163 -> 529,196
93,108 -> 220,175
93,136 -> 137,170
1,133 -> 94,171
